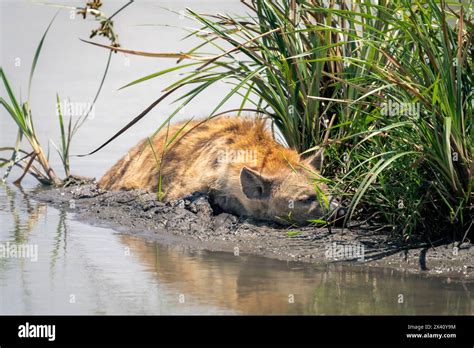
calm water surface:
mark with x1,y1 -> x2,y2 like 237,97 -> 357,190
0,185 -> 472,315
0,0 -> 473,315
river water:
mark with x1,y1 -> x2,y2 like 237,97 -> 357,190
0,0 -> 472,315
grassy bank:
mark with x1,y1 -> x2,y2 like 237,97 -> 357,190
109,0 -> 472,240
1,0 -> 472,241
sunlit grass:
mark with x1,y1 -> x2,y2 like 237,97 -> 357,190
0,15 -> 61,185
2,0 -> 471,240
1,2 -> 121,185
96,0 -> 471,239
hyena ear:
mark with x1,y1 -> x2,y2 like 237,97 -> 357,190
304,149 -> 324,171
240,167 -> 271,200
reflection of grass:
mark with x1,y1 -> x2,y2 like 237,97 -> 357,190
50,209 -> 68,278
0,184 -> 45,274
0,184 -> 69,281
1,184 -> 44,245
92,0 -> 471,240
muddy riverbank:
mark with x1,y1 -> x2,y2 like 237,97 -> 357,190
32,181 -> 473,282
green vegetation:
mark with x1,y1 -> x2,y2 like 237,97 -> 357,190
1,0 -> 472,241
104,0 -> 472,239
0,1 -> 126,184
0,16 -> 61,185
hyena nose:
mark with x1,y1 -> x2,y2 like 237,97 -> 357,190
329,207 -> 347,226
335,207 -> 347,219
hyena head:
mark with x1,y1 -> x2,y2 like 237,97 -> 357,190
235,151 -> 345,225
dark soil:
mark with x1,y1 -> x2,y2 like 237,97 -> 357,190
32,180 -> 473,282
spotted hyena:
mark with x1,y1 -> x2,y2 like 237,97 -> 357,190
99,117 -> 345,224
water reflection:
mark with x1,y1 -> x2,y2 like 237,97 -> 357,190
121,236 -> 473,315
0,184 -> 472,315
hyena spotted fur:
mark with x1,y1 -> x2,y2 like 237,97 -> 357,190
99,117 -> 344,224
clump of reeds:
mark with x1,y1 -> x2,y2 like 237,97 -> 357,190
0,0 -> 131,185
89,0 -> 471,239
